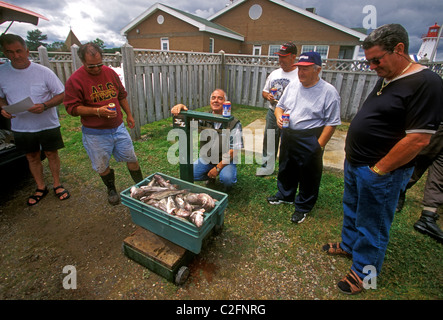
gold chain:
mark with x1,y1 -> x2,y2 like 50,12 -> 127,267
377,62 -> 413,96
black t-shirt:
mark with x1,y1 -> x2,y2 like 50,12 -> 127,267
345,68 -> 443,166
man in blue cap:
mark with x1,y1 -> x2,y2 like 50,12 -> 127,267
267,51 -> 341,224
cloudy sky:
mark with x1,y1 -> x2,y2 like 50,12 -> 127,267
2,0 -> 443,59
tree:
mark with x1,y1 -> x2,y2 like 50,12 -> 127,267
47,41 -> 68,52
26,29 -> 48,51
92,38 -> 105,50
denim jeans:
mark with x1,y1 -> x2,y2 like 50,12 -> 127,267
193,157 -> 237,187
82,123 -> 137,174
340,160 -> 414,279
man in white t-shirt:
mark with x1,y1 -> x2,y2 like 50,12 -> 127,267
257,42 -> 300,177
268,52 -> 341,224
0,34 -> 69,206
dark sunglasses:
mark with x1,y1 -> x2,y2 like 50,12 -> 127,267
86,63 -> 103,69
364,51 -> 391,66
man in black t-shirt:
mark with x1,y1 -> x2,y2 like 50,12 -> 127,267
323,24 -> 443,295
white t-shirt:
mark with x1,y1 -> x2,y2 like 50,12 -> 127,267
277,78 -> 341,130
0,62 -> 64,132
263,68 -> 299,110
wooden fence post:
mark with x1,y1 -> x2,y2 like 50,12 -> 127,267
70,44 -> 82,71
121,43 -> 141,140
38,46 -> 51,69
219,50 -> 226,92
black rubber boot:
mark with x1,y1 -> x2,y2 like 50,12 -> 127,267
129,168 -> 143,184
100,169 -> 120,205
414,210 -> 443,244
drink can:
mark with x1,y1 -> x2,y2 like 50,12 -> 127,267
282,113 -> 290,128
270,87 -> 278,97
222,101 -> 231,117
108,103 -> 116,111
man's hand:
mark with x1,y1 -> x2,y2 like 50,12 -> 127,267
28,103 -> 46,114
207,166 -> 219,179
171,104 -> 188,116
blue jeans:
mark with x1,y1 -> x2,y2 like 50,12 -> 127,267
340,160 -> 414,279
193,157 -> 237,187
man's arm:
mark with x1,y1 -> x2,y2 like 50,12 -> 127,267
28,92 -> 65,114
318,126 -> 336,149
274,107 -> 284,129
372,132 -> 432,174
119,98 -> 135,129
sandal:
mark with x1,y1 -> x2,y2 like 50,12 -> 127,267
337,269 -> 364,295
54,185 -> 70,201
322,242 -> 352,258
27,187 -> 49,206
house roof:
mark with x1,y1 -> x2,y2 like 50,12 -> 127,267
65,29 -> 81,47
208,0 -> 367,41
120,2 -> 244,41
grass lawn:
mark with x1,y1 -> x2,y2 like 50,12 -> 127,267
57,104 -> 442,300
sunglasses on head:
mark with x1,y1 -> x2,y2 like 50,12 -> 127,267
364,51 -> 391,66
86,63 -> 103,69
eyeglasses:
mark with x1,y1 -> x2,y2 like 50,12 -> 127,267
364,51 -> 391,66
86,63 -> 103,69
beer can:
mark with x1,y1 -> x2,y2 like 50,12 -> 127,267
282,113 -> 290,128
108,103 -> 116,111
222,101 -> 231,117
270,87 -> 278,97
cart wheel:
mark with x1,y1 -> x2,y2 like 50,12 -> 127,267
175,266 -> 190,285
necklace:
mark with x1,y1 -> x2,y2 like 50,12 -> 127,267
377,62 -> 413,96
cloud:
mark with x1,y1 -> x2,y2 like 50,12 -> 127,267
2,0 -> 442,58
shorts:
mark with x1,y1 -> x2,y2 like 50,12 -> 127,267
13,127 -> 64,153
82,123 -> 138,174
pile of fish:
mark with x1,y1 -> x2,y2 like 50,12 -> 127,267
129,174 -> 217,228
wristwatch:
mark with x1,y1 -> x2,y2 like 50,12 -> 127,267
216,166 -> 221,173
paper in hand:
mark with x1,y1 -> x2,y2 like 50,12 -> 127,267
2,97 -> 34,114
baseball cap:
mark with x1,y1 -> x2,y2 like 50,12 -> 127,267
276,42 -> 298,56
295,52 -> 322,66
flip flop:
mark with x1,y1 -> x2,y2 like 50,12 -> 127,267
53,185 -> 70,201
27,187 -> 49,206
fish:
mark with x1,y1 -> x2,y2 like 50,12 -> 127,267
166,196 -> 177,214
146,189 -> 189,201
190,209 -> 205,228
153,174 -> 177,189
198,193 -> 216,211
129,175 -> 218,227
130,185 -> 171,199
175,208 -> 192,218
184,192 -> 216,211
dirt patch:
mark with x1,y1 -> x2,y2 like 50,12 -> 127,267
0,163 -> 347,301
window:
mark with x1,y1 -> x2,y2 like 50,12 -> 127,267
253,45 -> 262,56
269,45 -> 280,56
209,38 -> 214,53
301,45 -> 329,60
161,38 -> 169,51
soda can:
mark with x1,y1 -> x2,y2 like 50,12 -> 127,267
270,87 -> 278,98
282,113 -> 290,128
108,103 -> 116,111
222,101 -> 231,117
